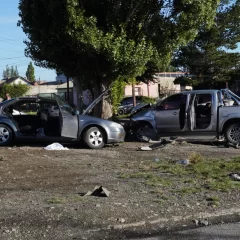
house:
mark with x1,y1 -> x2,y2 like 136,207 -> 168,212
0,77 -> 33,86
0,77 -> 58,97
124,72 -> 192,99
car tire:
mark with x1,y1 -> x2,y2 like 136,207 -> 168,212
224,123 -> 240,145
135,123 -> 152,142
83,127 -> 105,149
0,124 -> 13,146
118,109 -> 124,115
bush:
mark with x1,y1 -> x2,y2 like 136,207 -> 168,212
0,83 -> 30,99
141,96 -> 156,104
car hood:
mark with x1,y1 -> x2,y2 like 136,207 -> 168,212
130,102 -> 151,116
82,89 -> 109,115
131,108 -> 154,120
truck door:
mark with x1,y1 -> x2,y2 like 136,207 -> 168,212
187,93 -> 216,132
155,94 -> 187,133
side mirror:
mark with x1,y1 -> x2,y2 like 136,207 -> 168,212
74,109 -> 80,115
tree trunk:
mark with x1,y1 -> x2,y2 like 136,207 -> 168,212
93,80 -> 102,117
132,83 -> 136,107
93,78 -> 113,119
74,77 -> 83,113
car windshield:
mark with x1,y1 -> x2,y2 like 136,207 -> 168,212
53,94 -> 74,114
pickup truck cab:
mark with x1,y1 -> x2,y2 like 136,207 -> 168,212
130,89 -> 240,144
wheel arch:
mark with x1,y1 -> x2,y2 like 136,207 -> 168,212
80,124 -> 108,142
132,120 -> 154,130
0,122 -> 16,145
221,118 -> 240,135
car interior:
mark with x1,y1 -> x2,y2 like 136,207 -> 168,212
194,94 -> 212,129
3,99 -> 61,137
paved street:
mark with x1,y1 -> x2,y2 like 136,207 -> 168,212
130,223 -> 240,240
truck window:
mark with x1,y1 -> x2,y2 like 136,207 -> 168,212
157,94 -> 186,110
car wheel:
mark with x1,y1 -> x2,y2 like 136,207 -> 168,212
0,124 -> 13,146
225,123 -> 240,145
118,108 -> 124,115
135,123 -> 152,142
83,127 -> 105,149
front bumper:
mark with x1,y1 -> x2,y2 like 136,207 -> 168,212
107,127 -> 126,143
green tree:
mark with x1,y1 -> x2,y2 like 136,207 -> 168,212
0,83 -> 30,99
26,62 -> 35,82
173,0 -> 240,89
18,0 -> 219,117
2,65 -> 19,79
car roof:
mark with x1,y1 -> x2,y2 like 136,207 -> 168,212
181,89 -> 218,94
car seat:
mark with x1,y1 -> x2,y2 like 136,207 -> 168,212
4,106 -> 32,133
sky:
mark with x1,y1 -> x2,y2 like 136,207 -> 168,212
0,0 -> 56,81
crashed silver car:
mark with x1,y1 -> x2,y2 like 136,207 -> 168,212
130,89 -> 240,145
0,92 -> 125,149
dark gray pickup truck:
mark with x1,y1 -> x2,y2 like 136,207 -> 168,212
130,89 -> 240,145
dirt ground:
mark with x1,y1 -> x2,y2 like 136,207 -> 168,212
1,139 -> 240,240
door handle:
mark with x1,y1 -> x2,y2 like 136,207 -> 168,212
173,112 -> 178,115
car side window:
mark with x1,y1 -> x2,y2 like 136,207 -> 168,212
15,101 -> 39,115
157,94 -> 185,110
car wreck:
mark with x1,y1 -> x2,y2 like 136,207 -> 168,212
128,89 -> 240,144
0,92 -> 125,149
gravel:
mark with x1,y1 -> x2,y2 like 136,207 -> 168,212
0,140 -> 240,239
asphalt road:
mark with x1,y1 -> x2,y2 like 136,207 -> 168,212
129,223 -> 240,240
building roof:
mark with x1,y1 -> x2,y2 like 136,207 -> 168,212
56,80 -> 73,89
39,81 -> 60,86
0,77 -> 34,85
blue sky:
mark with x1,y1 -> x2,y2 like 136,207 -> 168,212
0,0 -> 56,81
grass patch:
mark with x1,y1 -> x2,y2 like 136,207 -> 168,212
206,196 -> 220,206
46,197 -> 66,204
122,172 -> 172,187
188,152 -> 203,164
177,187 -> 202,196
119,154 -> 240,194
69,195 -> 84,202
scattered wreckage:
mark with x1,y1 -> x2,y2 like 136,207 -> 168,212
124,89 -> 240,146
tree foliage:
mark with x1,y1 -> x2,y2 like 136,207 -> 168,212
173,0 -> 240,89
26,62 -> 35,82
2,65 -> 19,79
0,83 -> 30,99
19,0 -> 219,81
18,0 -> 220,115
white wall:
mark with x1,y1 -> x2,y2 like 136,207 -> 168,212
27,85 -> 57,96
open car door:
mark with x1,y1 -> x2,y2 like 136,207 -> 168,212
54,94 -> 78,138
187,94 -> 196,131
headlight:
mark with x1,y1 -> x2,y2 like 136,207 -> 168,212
110,122 -> 123,132
110,122 -> 122,128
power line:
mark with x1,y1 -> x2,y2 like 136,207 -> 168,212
0,39 -> 24,46
0,61 -> 29,68
0,48 -> 24,53
0,37 -> 20,43
0,56 -> 25,61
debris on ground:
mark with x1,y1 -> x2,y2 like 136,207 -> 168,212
138,139 -> 169,151
193,219 -> 211,226
84,186 -> 110,197
139,146 -> 153,151
226,142 -> 240,149
177,159 -> 190,165
117,218 -> 126,223
229,173 -> 240,181
44,143 -> 69,151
